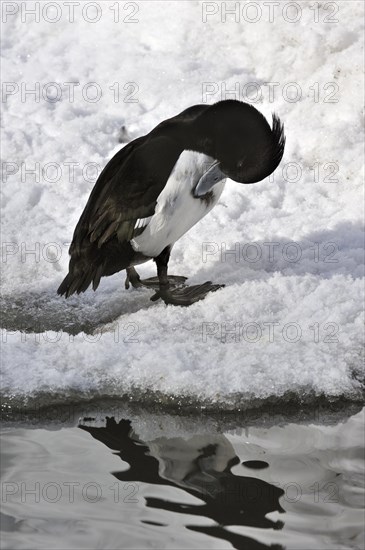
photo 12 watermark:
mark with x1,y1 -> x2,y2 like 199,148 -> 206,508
201,241 -> 340,264
1,480 -> 139,504
1,322 -> 140,344
200,321 -> 340,344
200,478 -> 340,505
1,2 -> 140,24
2,161 -> 102,184
201,2 -> 340,24
201,81 -> 340,104
2,81 -> 139,104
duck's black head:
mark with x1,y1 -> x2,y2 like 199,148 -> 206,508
194,100 -> 285,184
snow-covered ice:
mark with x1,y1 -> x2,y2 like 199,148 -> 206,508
1,1 -> 364,409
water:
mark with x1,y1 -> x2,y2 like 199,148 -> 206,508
1,402 -> 364,550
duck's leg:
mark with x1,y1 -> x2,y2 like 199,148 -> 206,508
125,265 -> 187,290
125,266 -> 143,289
150,246 -> 224,306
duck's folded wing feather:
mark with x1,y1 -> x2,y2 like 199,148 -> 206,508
70,134 -> 182,256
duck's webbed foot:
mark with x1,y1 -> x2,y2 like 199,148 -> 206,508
150,281 -> 224,306
125,267 -> 187,290
139,275 -> 187,289
149,247 -> 224,306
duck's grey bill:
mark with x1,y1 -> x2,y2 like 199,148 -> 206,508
193,162 -> 226,197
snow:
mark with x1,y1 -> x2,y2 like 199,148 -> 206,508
1,1 -> 364,409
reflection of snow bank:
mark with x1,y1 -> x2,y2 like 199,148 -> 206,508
1,2 -> 364,408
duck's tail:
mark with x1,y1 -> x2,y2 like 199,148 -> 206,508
57,237 -> 136,298
57,259 -> 105,298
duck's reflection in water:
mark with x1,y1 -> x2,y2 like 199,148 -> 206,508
80,417 -> 285,550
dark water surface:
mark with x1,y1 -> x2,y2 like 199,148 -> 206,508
1,403 -> 364,550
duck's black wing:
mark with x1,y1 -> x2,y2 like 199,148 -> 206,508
58,104 -> 210,297
57,135 -> 182,297
73,135 -> 182,251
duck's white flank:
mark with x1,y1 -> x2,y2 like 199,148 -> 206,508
131,151 -> 226,257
